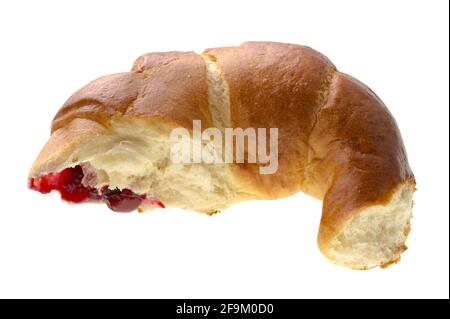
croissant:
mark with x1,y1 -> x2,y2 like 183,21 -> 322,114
29,42 -> 415,269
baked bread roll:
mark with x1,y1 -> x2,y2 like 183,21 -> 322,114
29,42 -> 415,269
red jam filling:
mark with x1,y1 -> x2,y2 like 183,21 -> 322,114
29,165 -> 165,212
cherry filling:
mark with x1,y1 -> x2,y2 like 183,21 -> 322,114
29,165 -> 165,212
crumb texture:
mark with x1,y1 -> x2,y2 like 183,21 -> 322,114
55,118 -> 236,213
327,183 -> 414,269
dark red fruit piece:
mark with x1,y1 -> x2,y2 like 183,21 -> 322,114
101,188 -> 144,213
58,166 -> 90,202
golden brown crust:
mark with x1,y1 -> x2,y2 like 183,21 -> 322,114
312,73 -> 415,244
30,118 -> 106,176
204,42 -> 337,198
52,51 -> 212,132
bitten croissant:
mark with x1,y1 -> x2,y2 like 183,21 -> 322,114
29,42 -> 415,269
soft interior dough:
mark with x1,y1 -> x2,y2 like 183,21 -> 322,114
55,117 -> 237,213
326,183 -> 414,269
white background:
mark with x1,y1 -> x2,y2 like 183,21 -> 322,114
0,0 -> 448,299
